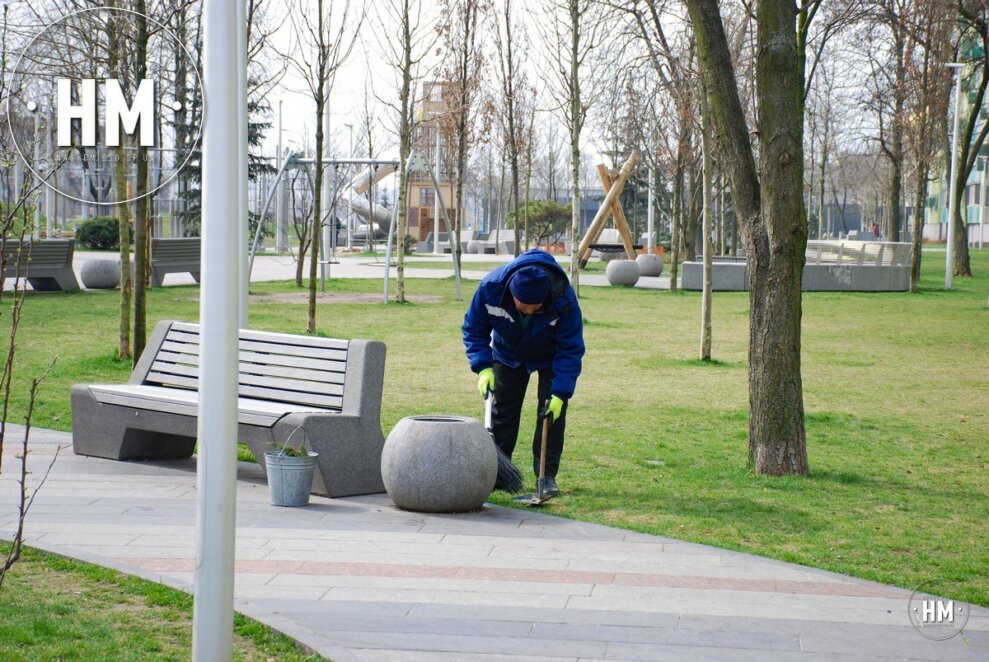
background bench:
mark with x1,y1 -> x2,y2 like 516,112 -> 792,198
1,239 -> 80,291
71,320 -> 387,497
151,237 -> 201,287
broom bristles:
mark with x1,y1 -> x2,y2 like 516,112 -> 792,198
494,445 -> 524,493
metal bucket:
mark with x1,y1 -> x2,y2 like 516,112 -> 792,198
264,452 -> 318,507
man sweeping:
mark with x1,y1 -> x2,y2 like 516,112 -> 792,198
462,248 -> 585,497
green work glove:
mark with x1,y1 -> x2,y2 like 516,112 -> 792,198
477,367 -> 495,397
544,395 -> 565,425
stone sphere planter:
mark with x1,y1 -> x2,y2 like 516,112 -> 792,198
636,253 -> 664,277
606,259 -> 640,286
80,258 -> 121,289
381,415 -> 497,513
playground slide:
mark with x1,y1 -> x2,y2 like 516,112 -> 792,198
345,165 -> 396,237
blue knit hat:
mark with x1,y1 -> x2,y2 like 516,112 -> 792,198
509,266 -> 550,305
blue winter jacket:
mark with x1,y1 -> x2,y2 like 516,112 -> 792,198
462,249 -> 585,399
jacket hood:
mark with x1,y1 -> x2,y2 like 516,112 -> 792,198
486,249 -> 570,302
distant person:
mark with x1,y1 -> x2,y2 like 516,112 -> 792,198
872,223 -> 880,240
462,249 -> 585,496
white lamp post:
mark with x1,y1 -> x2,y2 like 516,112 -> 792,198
192,1 -> 240,659
946,62 -> 964,290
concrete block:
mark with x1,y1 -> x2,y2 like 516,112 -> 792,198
681,261 -> 748,291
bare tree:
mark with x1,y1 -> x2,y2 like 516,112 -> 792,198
686,0 -> 817,475
947,0 -> 989,277
375,0 -> 439,302
624,1 -> 700,287
283,0 -> 363,330
905,0 -> 953,289
0,170 -> 62,587
860,0 -> 911,242
439,0 -> 489,269
492,0 -> 526,256
537,0 -> 604,294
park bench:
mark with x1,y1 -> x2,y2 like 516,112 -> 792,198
151,237 -> 201,287
71,320 -> 387,497
0,238 -> 80,291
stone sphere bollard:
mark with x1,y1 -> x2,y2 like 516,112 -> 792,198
80,259 -> 121,289
636,253 -> 664,277
381,415 -> 497,513
606,259 -> 640,286
466,239 -> 483,254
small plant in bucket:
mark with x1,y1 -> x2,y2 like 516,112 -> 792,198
264,426 -> 319,507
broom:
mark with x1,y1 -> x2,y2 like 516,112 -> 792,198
484,393 -> 524,493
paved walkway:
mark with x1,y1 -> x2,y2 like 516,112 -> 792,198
2,425 -> 986,661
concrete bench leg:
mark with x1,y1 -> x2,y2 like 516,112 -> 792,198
71,386 -> 196,460
28,267 -> 80,291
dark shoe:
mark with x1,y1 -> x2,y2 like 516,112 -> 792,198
540,476 -> 560,498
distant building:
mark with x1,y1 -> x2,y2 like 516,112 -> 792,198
925,40 -> 989,245
407,81 -> 458,242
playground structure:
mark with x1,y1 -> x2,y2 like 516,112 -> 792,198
245,149 -> 463,301
574,152 -> 642,268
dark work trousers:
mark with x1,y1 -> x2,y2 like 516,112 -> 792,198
491,362 -> 568,478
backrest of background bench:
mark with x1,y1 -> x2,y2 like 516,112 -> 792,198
1,239 -> 73,271
152,238 -> 201,263
144,321 -> 347,410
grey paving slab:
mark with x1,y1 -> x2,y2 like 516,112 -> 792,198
1,423 -> 987,662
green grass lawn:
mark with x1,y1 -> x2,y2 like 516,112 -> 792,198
0,546 -> 321,661
2,247 -> 988,614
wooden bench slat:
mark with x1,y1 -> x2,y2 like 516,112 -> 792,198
89,385 -> 333,426
145,371 -> 343,408
170,323 -> 351,352
157,343 -> 347,373
149,360 -> 345,396
146,371 -> 200,389
166,329 -> 349,362
238,384 -> 343,409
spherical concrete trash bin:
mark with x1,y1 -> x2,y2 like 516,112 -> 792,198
636,253 -> 663,277
381,415 -> 497,513
606,259 -> 640,286
80,259 -> 121,289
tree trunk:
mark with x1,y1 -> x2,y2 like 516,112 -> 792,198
818,117 -> 828,239
395,37 -> 413,303
132,0 -> 149,364
700,88 -> 713,361
684,164 -> 700,261
910,167 -> 927,292
687,0 -> 808,475
309,98 -> 323,332
567,0 -> 582,296
669,157 -> 682,293
108,8 -> 130,361
887,25 -> 906,243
